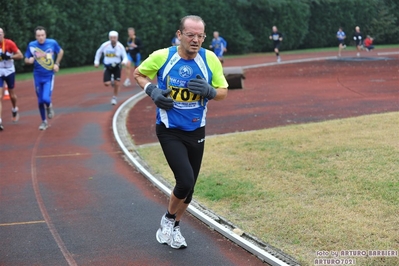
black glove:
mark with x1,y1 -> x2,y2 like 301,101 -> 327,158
145,84 -> 174,110
1,53 -> 11,60
187,75 -> 217,99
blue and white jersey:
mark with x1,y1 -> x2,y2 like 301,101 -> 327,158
25,38 -> 62,77
138,46 -> 228,131
337,31 -> 346,40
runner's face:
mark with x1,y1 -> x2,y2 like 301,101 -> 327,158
35,30 -> 46,44
178,19 -> 205,57
109,36 -> 118,45
128,29 -> 135,38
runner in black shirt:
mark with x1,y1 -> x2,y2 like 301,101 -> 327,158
353,26 -> 363,57
269,26 -> 283,62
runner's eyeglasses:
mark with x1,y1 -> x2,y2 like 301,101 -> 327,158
181,32 -> 206,40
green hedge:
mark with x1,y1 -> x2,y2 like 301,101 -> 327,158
1,0 -> 398,72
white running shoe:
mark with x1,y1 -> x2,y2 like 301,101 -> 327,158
170,226 -> 187,249
277,56 -> 281,63
156,214 -> 175,245
123,79 -> 131,87
111,97 -> 117,105
39,121 -> 48,130
357,53 -> 360,57
46,104 -> 54,119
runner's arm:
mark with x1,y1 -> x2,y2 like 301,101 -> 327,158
94,43 -> 106,66
55,48 -> 64,66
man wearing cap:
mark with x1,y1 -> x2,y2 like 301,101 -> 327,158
94,30 -> 128,105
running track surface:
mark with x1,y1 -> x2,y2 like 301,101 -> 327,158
1,48 -> 398,265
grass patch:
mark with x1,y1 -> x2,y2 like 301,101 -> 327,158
137,112 -> 399,266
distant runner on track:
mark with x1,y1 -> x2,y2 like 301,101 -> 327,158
269,26 -> 283,62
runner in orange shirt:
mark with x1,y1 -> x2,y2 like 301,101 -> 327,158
0,28 -> 23,131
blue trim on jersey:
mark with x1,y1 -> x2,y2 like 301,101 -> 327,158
155,46 -> 213,131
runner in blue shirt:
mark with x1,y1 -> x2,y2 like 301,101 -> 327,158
209,31 -> 227,64
336,27 -> 346,57
134,15 -> 228,250
24,26 -> 64,130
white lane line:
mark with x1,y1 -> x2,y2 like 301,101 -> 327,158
377,51 -> 399,55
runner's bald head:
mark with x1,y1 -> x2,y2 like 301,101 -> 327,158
179,15 -> 205,32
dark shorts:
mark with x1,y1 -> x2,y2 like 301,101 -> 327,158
0,72 -> 16,89
156,123 -> 205,203
273,41 -> 281,49
103,64 -> 121,82
355,40 -> 362,46
338,39 -> 345,45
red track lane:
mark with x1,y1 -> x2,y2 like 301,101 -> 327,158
0,71 -> 267,265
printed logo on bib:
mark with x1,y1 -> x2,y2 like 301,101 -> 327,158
178,65 -> 193,78
167,76 -> 201,109
105,49 -> 117,57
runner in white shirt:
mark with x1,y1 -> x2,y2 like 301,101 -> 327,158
94,31 -> 128,105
